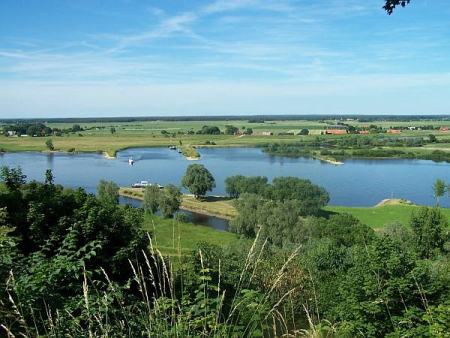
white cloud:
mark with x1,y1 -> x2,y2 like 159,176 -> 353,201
2,72 -> 450,117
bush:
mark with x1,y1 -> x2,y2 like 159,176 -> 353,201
196,125 -> 221,135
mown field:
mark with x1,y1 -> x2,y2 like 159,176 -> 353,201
326,204 -> 450,229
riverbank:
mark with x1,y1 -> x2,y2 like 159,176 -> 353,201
119,188 -> 237,219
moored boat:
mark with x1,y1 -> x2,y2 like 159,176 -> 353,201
131,181 -> 164,189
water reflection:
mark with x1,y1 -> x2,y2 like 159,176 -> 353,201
120,196 -> 229,231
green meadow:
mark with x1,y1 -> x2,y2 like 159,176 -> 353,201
326,204 -> 450,229
142,214 -> 240,257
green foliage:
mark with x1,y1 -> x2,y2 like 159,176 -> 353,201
298,128 -> 309,135
263,134 -> 450,162
182,164 -> 216,198
3,122 -> 53,137
229,176 -> 330,245
45,169 -> 54,185
228,175 -> 329,214
230,193 -> 266,238
143,184 -> 160,214
225,175 -> 268,198
224,125 -> 239,135
158,184 -> 182,217
45,138 -> 54,150
231,196 -> 374,247
433,179 -> 447,206
0,170 -> 163,335
243,127 -> 253,135
268,177 -> 329,214
384,0 -> 411,15
0,166 -> 26,190
71,124 -> 82,132
96,179 -> 119,205
196,125 -> 221,135
410,207 -> 448,259
333,237 -> 442,337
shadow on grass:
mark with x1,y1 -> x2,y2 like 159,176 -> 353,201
318,208 -> 339,219
196,195 -> 234,203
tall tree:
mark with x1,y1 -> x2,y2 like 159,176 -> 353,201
158,184 -> 182,218
45,169 -> 54,185
433,179 -> 447,206
143,185 -> 160,214
45,139 -> 54,151
0,166 -> 26,191
97,180 -> 119,205
410,207 -> 447,258
182,164 -> 216,199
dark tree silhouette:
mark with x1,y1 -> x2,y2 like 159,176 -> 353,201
384,0 -> 411,15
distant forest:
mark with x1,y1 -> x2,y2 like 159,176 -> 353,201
1,114 -> 449,124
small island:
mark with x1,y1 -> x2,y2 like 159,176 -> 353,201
179,145 -> 200,160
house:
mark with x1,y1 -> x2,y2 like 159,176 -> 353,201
261,131 -> 273,136
6,130 -> 16,136
358,130 -> 369,134
439,127 -> 449,132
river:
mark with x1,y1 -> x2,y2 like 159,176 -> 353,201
1,147 -> 449,209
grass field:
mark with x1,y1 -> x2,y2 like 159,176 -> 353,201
326,204 -> 450,228
142,214 -> 240,257
0,132 -> 306,157
2,119 -> 449,157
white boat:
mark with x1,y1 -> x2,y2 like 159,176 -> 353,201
128,158 -> 134,165
132,180 -> 149,188
131,181 -> 164,189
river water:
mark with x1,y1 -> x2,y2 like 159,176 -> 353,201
1,147 -> 449,209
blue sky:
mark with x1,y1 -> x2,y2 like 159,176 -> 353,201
1,0 -> 449,118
